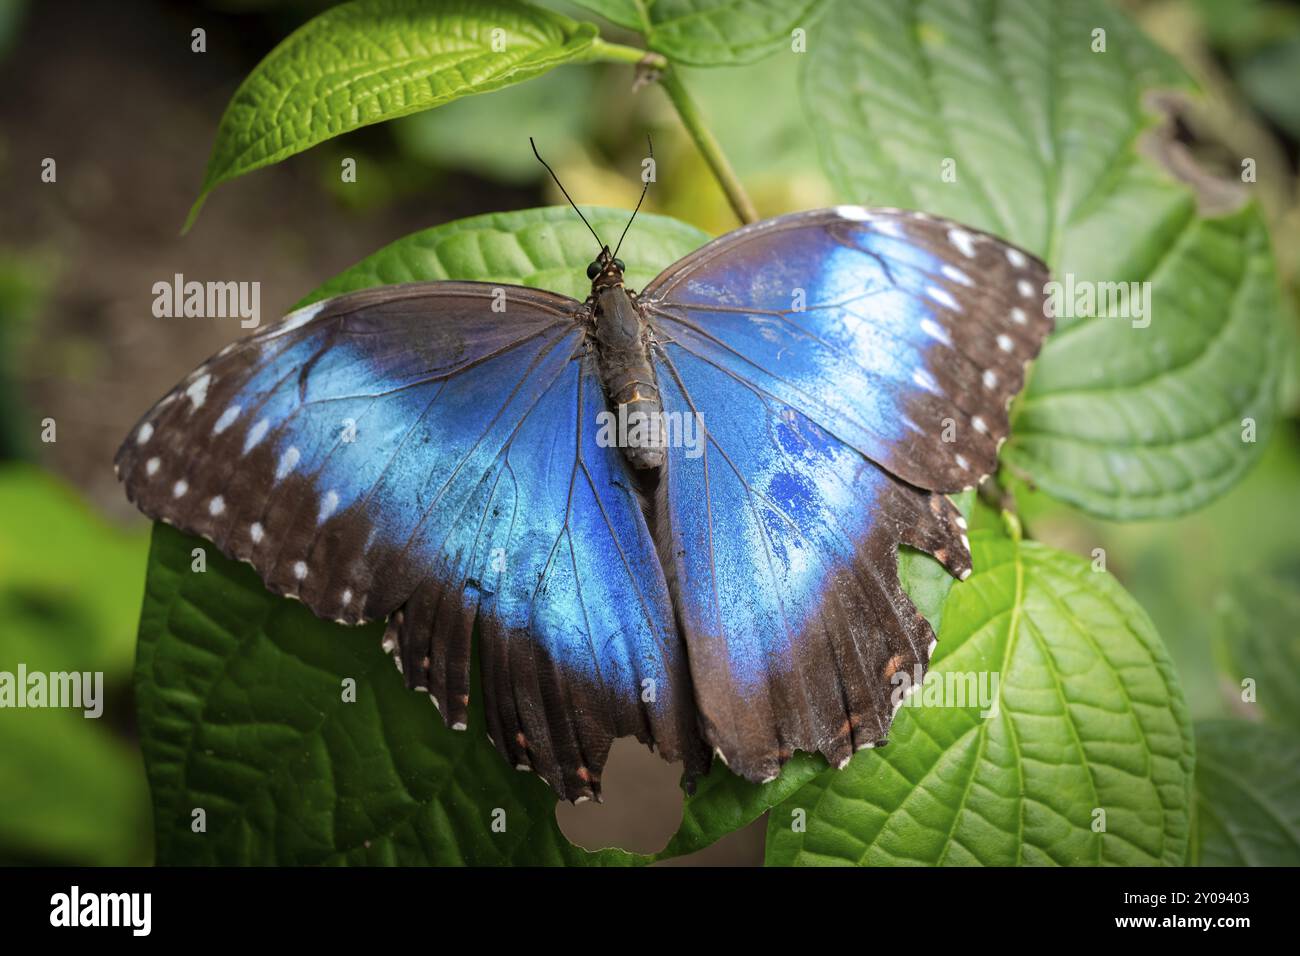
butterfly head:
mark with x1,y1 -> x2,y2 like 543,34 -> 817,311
587,247 -> 626,292
530,136 -> 649,297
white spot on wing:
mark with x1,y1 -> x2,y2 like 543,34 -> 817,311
208,495 -> 225,516
941,264 -> 973,286
948,228 -> 977,258
185,373 -> 211,409
145,457 -> 160,476
213,405 -> 241,435
920,317 -> 952,346
874,219 -> 903,238
172,479 -> 188,498
275,446 -> 300,480
983,369 -> 998,389
275,300 -> 326,336
243,418 -> 270,454
834,205 -> 872,221
250,522 -> 264,544
1016,279 -> 1034,298
912,368 -> 941,394
1006,247 -> 1028,267
341,588 -> 352,606
926,285 -> 961,312
293,560 -> 307,580
318,490 -> 339,523
997,334 -> 1015,352
1010,307 -> 1028,325
137,422 -> 154,445
972,416 -> 989,434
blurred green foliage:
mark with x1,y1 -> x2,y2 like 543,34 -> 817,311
0,466 -> 152,865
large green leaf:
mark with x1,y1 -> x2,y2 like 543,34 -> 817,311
1193,720 -> 1300,866
765,530 -> 1195,866
572,0 -> 829,65
804,0 -> 1286,519
186,0 -> 599,229
299,205 -> 707,305
135,207 -> 707,865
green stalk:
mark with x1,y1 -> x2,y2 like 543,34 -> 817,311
658,68 -> 758,225
585,38 -> 666,69
583,40 -> 757,225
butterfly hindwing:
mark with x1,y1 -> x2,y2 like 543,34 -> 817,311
653,341 -> 971,779
116,282 -> 705,801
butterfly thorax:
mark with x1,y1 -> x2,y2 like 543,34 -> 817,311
591,279 -> 664,471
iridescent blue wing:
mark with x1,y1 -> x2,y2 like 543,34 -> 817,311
115,283 -> 705,801
643,207 -> 1051,780
643,206 -> 1053,492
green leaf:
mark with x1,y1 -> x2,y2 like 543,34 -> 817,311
299,205 -> 709,306
572,0 -> 830,66
765,530 -> 1195,866
0,465 -> 152,865
135,207 -> 708,865
1193,720 -> 1300,866
186,0 -> 599,229
1213,573 -> 1300,730
391,66 -> 599,184
656,754 -> 823,859
804,0 -> 1287,519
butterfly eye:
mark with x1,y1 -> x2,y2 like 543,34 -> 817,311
586,261 -> 601,280
613,258 -> 625,272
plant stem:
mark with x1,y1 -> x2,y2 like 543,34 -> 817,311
658,68 -> 758,225
586,37 -> 666,69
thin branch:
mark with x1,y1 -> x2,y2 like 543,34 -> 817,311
657,68 -> 758,225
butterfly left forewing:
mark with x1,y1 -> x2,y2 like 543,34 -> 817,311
117,282 -> 707,801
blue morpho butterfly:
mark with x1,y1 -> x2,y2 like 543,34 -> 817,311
116,142 -> 1051,803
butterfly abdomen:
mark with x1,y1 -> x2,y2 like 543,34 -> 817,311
593,286 -> 664,470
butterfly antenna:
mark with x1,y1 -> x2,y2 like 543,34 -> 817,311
613,134 -> 653,261
530,137 -> 604,250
